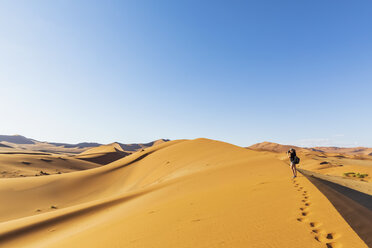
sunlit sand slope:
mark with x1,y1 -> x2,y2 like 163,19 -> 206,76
0,139 -> 367,247
0,153 -> 99,178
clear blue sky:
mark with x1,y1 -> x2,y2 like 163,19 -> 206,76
1,0 -> 371,147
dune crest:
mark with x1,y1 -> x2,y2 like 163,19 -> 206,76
79,143 -> 125,155
74,143 -> 130,165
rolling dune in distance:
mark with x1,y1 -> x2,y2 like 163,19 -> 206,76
0,138 -> 367,247
73,143 -> 130,165
0,135 -> 170,155
0,135 -> 170,177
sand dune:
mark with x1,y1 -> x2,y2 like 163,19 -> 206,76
0,152 -> 100,178
248,141 -> 304,153
0,138 -> 367,247
79,143 -> 125,155
74,143 -> 130,165
0,143 -> 12,148
313,146 -> 372,156
73,140 -> 170,165
117,138 -> 170,152
0,135 -> 170,156
0,136 -> 170,177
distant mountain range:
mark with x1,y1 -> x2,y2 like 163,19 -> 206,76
248,141 -> 372,156
0,135 -> 37,145
0,135 -> 170,154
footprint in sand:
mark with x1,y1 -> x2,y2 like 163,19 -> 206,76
312,228 -> 326,234
325,243 -> 340,248
326,233 -> 340,240
295,187 -> 343,248
309,222 -> 322,228
325,242 -> 342,248
309,221 -> 342,247
314,233 -> 341,243
301,211 -> 309,217
297,217 -> 309,222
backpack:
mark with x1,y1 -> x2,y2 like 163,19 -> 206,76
294,156 -> 300,164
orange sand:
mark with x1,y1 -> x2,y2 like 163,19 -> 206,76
0,139 -> 367,247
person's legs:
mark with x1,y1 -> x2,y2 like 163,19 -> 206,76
290,162 -> 297,178
292,162 -> 297,177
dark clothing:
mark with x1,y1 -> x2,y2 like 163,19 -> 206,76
289,150 -> 296,162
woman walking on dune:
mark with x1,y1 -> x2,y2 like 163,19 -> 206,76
287,148 -> 298,178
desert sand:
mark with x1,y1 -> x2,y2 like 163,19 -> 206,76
0,138 -> 367,247
0,135 -> 169,155
0,152 -> 100,178
0,136 -> 169,177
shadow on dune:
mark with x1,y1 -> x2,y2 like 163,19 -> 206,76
303,174 -> 372,247
0,143 -> 12,148
0,152 -> 52,156
77,151 -> 130,165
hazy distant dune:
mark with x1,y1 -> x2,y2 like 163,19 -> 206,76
248,141 -> 372,156
0,135 -> 170,177
247,141 -> 303,153
118,139 -> 170,152
74,140 -> 170,165
49,142 -> 102,148
0,135 -> 170,155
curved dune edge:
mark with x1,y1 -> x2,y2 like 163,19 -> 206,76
0,138 -> 367,248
